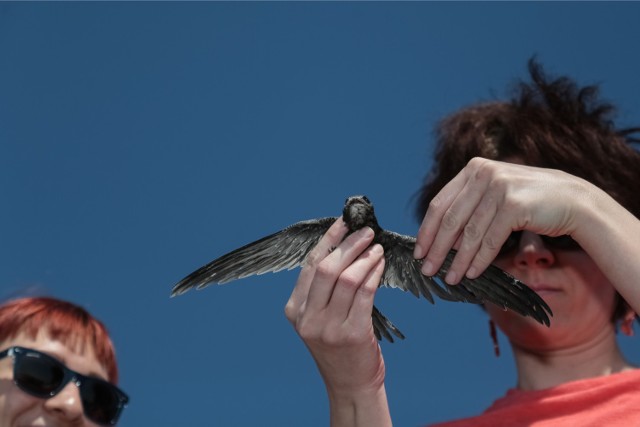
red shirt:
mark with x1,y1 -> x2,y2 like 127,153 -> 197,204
431,369 -> 640,427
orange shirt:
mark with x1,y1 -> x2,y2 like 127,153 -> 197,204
431,369 -> 640,427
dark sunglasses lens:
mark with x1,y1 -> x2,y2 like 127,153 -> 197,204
498,231 -> 581,256
498,231 -> 522,256
14,353 -> 65,397
80,377 -> 123,425
543,235 -> 581,250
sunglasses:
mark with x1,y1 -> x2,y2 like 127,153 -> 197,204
498,230 -> 581,256
0,346 -> 128,425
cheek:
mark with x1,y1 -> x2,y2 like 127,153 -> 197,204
0,381 -> 42,425
569,257 -> 618,317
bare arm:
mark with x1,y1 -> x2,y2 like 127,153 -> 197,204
285,219 -> 393,427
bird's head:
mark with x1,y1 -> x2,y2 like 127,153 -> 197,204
342,195 -> 378,232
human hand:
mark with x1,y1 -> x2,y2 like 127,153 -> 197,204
413,157 -> 587,284
285,217 -> 386,397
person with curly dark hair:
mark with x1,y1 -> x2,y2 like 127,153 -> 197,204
284,59 -> 640,426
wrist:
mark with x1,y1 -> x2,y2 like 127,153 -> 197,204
563,173 -> 603,240
328,383 -> 392,427
569,177 -> 616,246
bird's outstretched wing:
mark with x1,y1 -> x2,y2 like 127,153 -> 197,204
172,217 -> 337,296
379,230 -> 552,326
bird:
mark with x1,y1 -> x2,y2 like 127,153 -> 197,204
172,195 -> 552,342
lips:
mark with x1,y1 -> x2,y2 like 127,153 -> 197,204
528,283 -> 561,295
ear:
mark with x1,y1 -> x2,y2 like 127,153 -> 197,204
620,306 -> 637,337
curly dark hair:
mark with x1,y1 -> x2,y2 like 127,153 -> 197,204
416,58 -> 640,221
414,58 -> 640,324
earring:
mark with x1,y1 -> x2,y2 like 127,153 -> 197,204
489,319 -> 500,357
621,312 -> 636,337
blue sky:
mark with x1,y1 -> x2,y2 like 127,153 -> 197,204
2,3 -> 640,426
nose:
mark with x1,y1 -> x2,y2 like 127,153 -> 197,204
43,380 -> 85,424
513,231 -> 555,269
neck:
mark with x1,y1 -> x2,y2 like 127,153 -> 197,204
511,326 -> 635,391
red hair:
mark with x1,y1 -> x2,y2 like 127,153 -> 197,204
0,297 -> 119,383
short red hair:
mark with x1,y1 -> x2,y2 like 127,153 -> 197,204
0,296 -> 119,383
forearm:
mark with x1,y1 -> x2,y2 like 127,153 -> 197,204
328,385 -> 393,427
573,182 -> 640,313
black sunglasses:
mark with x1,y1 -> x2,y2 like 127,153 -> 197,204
0,346 -> 128,425
498,230 -> 581,256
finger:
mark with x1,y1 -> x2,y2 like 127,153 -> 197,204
349,256 -> 385,334
305,226 -> 375,312
466,211 -> 514,279
414,168 -> 468,260
287,218 -> 348,318
325,243 -> 384,322
444,190 -> 499,284
421,166 -> 489,276
452,233 -> 463,251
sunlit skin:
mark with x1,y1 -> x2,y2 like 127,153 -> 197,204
0,331 -> 109,427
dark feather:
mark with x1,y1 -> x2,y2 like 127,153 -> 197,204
172,217 -> 336,295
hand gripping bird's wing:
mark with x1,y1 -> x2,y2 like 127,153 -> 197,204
171,217 -> 338,296
378,230 -> 552,326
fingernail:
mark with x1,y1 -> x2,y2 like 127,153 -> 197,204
359,227 -> 374,238
422,260 -> 434,276
370,243 -> 383,254
445,271 -> 457,285
466,266 -> 477,279
413,243 -> 424,259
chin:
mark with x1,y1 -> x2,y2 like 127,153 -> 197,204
488,304 -> 554,339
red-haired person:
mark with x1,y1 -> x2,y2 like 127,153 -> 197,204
285,60 -> 640,426
0,297 -> 128,426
